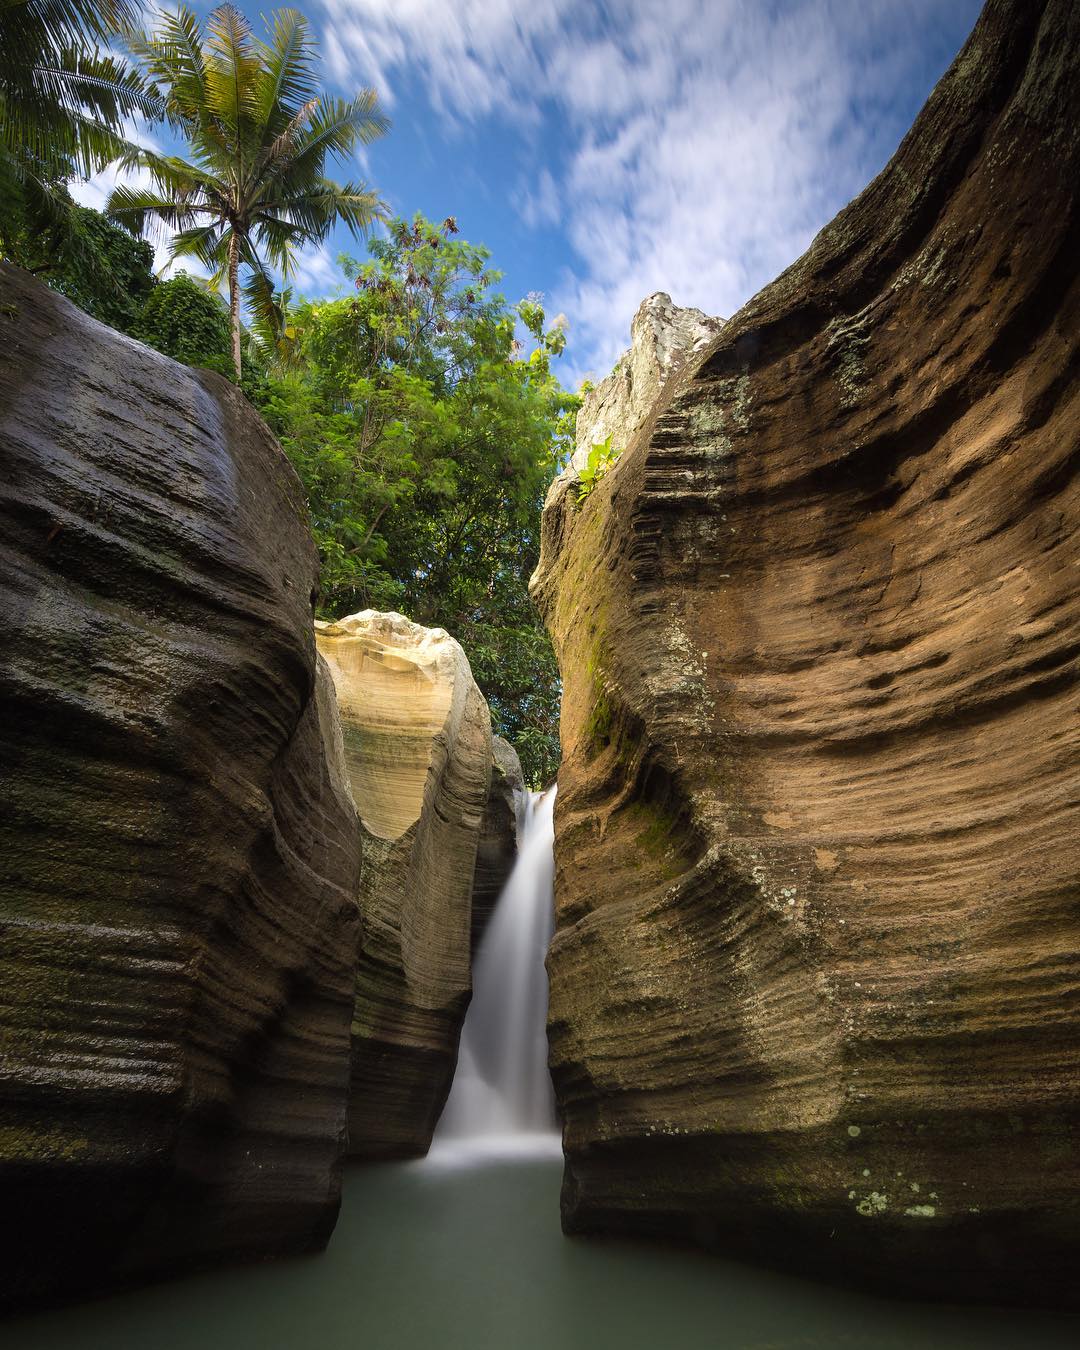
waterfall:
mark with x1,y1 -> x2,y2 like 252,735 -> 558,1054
432,787 -> 559,1158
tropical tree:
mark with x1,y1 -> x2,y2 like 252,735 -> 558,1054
0,0 -> 160,253
132,271 -> 232,372
256,216 -> 578,784
7,196 -> 155,328
110,4 -> 388,378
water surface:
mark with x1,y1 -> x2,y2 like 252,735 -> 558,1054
9,1150 -> 1078,1350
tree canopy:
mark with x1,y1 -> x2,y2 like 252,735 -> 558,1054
257,215 -> 576,784
2,194 -> 155,330
0,1 -> 571,783
132,272 -> 233,373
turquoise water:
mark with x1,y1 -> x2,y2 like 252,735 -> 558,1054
7,1148 -> 1078,1350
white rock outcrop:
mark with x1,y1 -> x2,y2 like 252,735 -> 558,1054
315,611 -> 520,1157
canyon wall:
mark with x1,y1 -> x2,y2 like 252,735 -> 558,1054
472,735 -> 525,952
572,292 -> 723,473
315,612 -> 520,1158
0,264 -> 361,1309
533,0 -> 1079,1308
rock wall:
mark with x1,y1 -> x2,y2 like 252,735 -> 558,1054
472,736 -> 524,952
573,292 -> 722,473
0,264 -> 361,1310
315,612 -> 519,1158
532,0 -> 1079,1309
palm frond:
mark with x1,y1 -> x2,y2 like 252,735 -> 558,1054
203,3 -> 259,143
27,50 -> 167,132
281,91 -> 389,176
124,5 -> 208,129
248,211 -> 306,275
106,183 -> 185,233
257,94 -> 318,174
168,220 -> 228,272
0,0 -> 141,70
118,145 -> 227,205
253,9 -> 314,135
240,254 -> 301,369
260,179 -> 386,240
1,14 -> 163,179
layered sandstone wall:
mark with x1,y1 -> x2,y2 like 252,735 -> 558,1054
472,736 -> 525,952
0,264 -> 362,1310
533,0 -> 1079,1308
573,293 -> 723,472
315,612 -> 521,1158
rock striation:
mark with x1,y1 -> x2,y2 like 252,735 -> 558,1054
315,612 -> 520,1158
472,736 -> 525,952
573,293 -> 722,474
532,0 -> 1079,1309
0,264 -> 361,1310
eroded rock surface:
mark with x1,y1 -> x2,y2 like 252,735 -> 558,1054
472,736 -> 524,952
0,264 -> 361,1310
533,0 -> 1079,1308
315,611 -> 512,1157
572,293 -> 722,474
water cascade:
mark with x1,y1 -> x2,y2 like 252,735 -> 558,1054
433,787 -> 559,1154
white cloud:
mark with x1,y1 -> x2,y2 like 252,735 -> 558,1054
321,0 -> 979,381
290,241 -> 347,297
516,166 -> 561,230
321,0 -> 566,120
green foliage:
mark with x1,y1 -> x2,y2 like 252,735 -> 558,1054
2,195 -> 155,331
112,4 -> 388,376
255,214 -> 577,785
0,1 -> 161,246
575,434 -> 619,503
133,273 -> 232,368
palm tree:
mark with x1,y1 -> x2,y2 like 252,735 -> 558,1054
109,4 -> 389,378
0,0 -> 161,246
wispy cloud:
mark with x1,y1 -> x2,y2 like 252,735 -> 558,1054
516,166 -> 561,231
318,0 -> 979,383
290,240 -> 348,297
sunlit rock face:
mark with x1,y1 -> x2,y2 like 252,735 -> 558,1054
0,264 -> 362,1311
571,292 -> 723,475
315,611 -> 516,1157
533,0 -> 1079,1309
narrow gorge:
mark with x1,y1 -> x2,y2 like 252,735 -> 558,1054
0,0 -> 1077,1341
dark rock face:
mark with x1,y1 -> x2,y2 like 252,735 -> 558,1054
472,736 -> 524,952
0,265 -> 361,1311
532,0 -> 1079,1309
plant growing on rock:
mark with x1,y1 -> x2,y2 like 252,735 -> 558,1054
575,434 -> 619,503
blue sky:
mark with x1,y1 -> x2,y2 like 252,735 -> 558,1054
78,0 -> 984,386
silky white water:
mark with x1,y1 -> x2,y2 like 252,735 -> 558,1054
432,787 -> 559,1160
